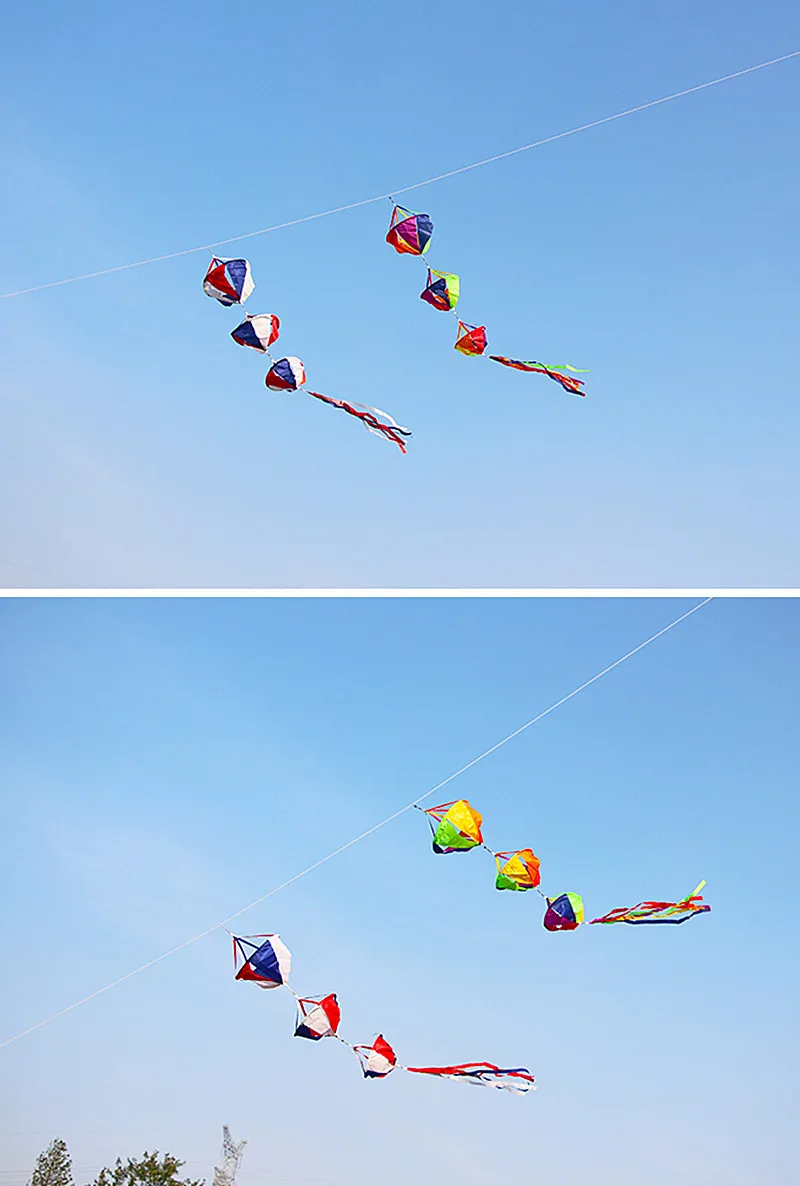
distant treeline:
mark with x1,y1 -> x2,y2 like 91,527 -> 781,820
28,1141 -> 204,1186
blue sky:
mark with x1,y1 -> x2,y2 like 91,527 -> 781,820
1,596 -> 798,1185
1,2 -> 799,587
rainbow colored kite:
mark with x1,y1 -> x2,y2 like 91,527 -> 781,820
544,892 -> 585,932
424,800 -> 484,853
385,202 -> 589,397
386,206 -> 434,256
416,798 -> 710,933
495,849 -> 542,892
454,321 -> 488,357
421,269 -> 460,312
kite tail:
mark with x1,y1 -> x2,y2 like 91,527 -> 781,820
306,391 -> 412,452
405,1061 -> 535,1093
489,355 -> 587,395
589,882 -> 711,925
539,367 -> 586,395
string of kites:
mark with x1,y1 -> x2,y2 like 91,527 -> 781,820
229,798 -> 710,1097
202,201 -> 589,454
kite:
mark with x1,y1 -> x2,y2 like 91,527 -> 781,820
266,356 -> 307,392
405,1062 -> 536,1094
230,929 -> 533,1095
386,206 -> 433,256
495,849 -> 541,892
489,356 -> 587,396
416,798 -> 710,933
203,257 -> 254,307
231,313 -> 281,353
294,993 -> 341,1040
543,892 -> 585,932
385,201 -> 588,396
263,363 -> 411,452
353,1035 -> 398,1079
589,882 -> 711,926
454,321 -> 488,357
232,933 -> 292,988
202,257 -> 412,451
423,799 -> 484,853
420,269 -> 460,312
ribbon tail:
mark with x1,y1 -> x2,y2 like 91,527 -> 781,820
306,391 -> 412,453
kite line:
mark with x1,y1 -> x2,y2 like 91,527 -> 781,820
0,597 -> 712,1050
0,51 -> 796,300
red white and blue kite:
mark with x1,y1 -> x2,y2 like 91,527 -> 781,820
204,257 -> 412,452
230,930 -> 535,1095
203,257 -> 254,307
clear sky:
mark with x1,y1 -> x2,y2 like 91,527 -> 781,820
1,2 -> 799,588
1,596 -> 798,1185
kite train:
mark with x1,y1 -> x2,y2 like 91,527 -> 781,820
418,800 -> 711,931
231,931 -> 535,1095
385,202 -> 589,396
203,256 -> 412,452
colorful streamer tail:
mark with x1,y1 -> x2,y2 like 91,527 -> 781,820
589,881 -> 711,926
489,356 -> 587,395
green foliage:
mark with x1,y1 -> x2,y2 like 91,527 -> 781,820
88,1153 -> 204,1186
29,1139 -> 73,1186
28,1133 -> 73,1186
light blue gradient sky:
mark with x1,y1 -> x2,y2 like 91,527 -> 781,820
1,2 -> 799,587
1,596 -> 798,1185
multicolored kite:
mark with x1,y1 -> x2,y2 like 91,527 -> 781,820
424,799 -> 484,854
416,796 -> 709,936
420,269 -> 460,312
543,893 -> 585,932
454,321 -> 488,357
386,205 -> 433,256
495,849 -> 541,892
203,257 -> 254,307
384,200 -> 589,396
